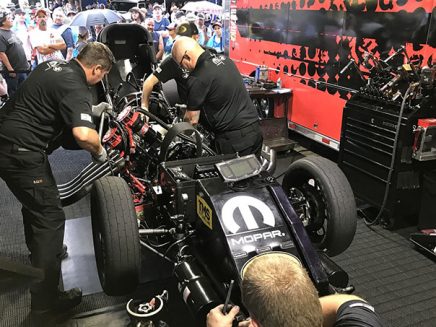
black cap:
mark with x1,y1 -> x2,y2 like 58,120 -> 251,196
176,22 -> 199,37
0,11 -> 9,24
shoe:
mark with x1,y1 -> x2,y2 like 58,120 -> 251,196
59,244 -> 69,260
31,287 -> 83,315
29,244 -> 69,261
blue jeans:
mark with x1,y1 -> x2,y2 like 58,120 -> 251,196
2,72 -> 28,98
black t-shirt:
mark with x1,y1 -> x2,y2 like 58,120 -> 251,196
0,29 -> 29,72
153,55 -> 188,102
0,60 -> 95,151
186,50 -> 258,133
334,300 -> 384,327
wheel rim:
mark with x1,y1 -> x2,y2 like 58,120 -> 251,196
286,177 -> 329,246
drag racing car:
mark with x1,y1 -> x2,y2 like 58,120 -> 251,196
57,23 -> 358,325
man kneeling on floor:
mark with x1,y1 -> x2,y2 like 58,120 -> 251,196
207,252 -> 384,327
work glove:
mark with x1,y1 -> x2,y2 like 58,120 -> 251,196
92,147 -> 108,164
91,102 -> 113,118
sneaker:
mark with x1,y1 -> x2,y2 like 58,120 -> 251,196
31,287 -> 83,315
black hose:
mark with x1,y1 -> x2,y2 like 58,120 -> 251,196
363,83 -> 416,226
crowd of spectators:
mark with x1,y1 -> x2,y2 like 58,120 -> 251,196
0,0 -> 224,100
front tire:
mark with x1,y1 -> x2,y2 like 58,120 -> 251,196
91,176 -> 140,295
282,156 -> 357,256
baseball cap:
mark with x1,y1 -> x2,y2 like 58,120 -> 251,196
153,3 -> 162,10
174,10 -> 185,19
35,8 -> 49,17
212,21 -> 222,28
166,22 -> 176,30
0,11 -> 9,24
15,8 -> 24,15
185,12 -> 196,22
176,22 -> 199,37
78,26 -> 89,37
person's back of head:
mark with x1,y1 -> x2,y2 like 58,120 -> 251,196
241,252 -> 323,327
77,42 -> 114,71
175,22 -> 199,38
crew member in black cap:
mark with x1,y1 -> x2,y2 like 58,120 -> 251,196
141,22 -> 200,110
0,42 -> 114,321
172,36 -> 262,156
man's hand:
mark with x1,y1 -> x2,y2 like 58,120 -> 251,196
92,146 -> 107,164
207,305 -> 240,327
91,102 -> 113,118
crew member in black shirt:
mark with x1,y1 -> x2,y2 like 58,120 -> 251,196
172,36 -> 262,156
0,42 -> 114,318
141,22 -> 200,109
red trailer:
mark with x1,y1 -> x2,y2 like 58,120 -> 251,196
229,0 -> 435,150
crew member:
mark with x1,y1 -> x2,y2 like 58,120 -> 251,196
0,42 -> 114,319
207,252 -> 384,327
171,37 -> 262,156
141,22 -> 200,110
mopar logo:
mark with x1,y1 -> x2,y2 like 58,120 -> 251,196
221,195 -> 275,234
230,230 -> 286,246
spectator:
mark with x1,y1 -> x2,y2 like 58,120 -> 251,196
145,17 -> 163,61
91,24 -> 104,41
173,10 -> 185,25
29,8 -> 66,64
0,10 -> 30,97
206,21 -> 223,53
171,37 -> 263,156
52,0 -> 62,10
145,2 -> 153,18
207,252 -> 384,327
186,12 -> 196,23
196,13 -> 209,46
163,22 -> 177,57
11,8 -> 33,68
72,26 -> 89,58
129,7 -> 144,25
152,3 -> 170,39
65,10 -> 79,50
51,7 -> 74,60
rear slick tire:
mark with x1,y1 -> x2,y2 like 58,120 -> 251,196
91,176 -> 140,295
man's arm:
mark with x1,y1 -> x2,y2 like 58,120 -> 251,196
141,74 -> 160,108
62,28 -> 74,60
72,126 -> 103,155
49,37 -> 67,51
0,52 -> 16,77
156,35 -> 164,61
320,294 -> 364,327
183,109 -> 200,125
35,43 -> 64,55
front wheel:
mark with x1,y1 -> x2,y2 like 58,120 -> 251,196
282,156 -> 357,256
91,176 -> 141,295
